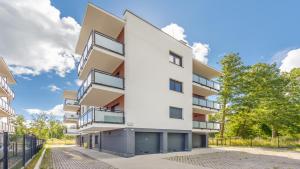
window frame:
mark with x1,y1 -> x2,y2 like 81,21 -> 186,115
169,51 -> 183,67
169,79 -> 183,93
169,106 -> 183,119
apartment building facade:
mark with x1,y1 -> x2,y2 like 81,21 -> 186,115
63,3 -> 221,157
0,57 -> 16,133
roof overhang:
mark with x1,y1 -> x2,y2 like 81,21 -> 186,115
75,3 -> 125,54
0,57 -> 16,84
193,58 -> 222,79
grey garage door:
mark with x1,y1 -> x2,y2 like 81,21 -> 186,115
192,134 -> 207,148
135,132 -> 160,155
168,133 -> 185,152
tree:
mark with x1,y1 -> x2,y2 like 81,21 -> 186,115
12,115 -> 27,136
29,112 -> 49,139
48,114 -> 65,139
218,53 -> 245,138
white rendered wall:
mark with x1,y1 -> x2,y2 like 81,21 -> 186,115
124,12 -> 193,130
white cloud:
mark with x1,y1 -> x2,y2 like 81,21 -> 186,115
162,23 -> 209,64
75,79 -> 82,86
162,23 -> 187,43
48,84 -> 61,92
192,42 -> 210,64
279,48 -> 300,72
0,0 -> 81,77
66,81 -> 72,86
25,104 -> 65,117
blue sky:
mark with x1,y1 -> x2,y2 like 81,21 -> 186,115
1,0 -> 300,120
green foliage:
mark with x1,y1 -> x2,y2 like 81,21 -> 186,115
218,54 -> 300,139
14,112 -> 66,140
218,53 -> 245,138
12,115 -> 27,136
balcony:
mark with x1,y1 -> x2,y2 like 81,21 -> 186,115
0,122 -> 15,133
0,98 -> 14,117
77,69 -> 124,106
63,113 -> 79,123
193,121 -> 220,132
63,99 -> 80,112
193,97 -> 220,114
79,107 -> 124,132
64,126 -> 79,135
0,76 -> 14,100
77,30 -> 124,80
193,58 -> 222,79
193,74 -> 220,96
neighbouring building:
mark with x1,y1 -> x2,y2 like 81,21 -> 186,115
0,57 -> 16,133
63,3 -> 221,157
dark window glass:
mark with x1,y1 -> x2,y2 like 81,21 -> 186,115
169,52 -> 182,66
169,107 -> 183,119
95,135 -> 98,144
169,79 -> 183,92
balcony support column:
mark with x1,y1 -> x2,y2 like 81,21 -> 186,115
160,131 -> 168,153
185,132 -> 192,151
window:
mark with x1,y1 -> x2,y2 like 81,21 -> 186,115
169,52 -> 182,67
169,79 -> 183,93
95,135 -> 98,144
169,107 -> 183,119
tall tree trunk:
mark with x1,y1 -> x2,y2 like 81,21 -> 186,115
220,100 -> 227,139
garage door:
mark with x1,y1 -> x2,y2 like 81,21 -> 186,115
135,132 -> 160,155
168,133 -> 185,152
192,134 -> 206,148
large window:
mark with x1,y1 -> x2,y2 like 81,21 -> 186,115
169,106 -> 183,119
169,52 -> 182,67
169,79 -> 183,93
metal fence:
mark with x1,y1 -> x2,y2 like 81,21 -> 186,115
209,137 -> 300,149
0,132 -> 44,169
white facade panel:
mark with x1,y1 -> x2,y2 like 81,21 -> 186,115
124,12 -> 193,130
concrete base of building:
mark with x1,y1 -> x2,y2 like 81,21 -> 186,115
77,128 -> 209,157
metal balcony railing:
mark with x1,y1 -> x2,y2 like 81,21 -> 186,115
193,121 -> 220,130
193,74 -> 220,91
77,69 -> 124,101
79,107 -> 124,127
0,76 -> 14,99
77,30 -> 124,75
193,97 -> 220,110
0,98 -> 15,115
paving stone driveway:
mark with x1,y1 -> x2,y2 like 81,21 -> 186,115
52,147 -> 117,169
167,150 -> 300,169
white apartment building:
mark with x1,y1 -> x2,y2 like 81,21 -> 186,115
63,3 -> 221,157
0,57 -> 16,133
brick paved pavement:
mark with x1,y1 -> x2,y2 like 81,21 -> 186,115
51,147 -> 117,169
166,150 -> 300,169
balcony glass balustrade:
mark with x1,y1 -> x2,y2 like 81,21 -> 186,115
0,121 -> 15,132
0,98 -> 15,115
64,114 -> 79,121
77,69 -> 124,101
79,107 -> 124,127
193,121 -> 220,130
193,97 -> 220,110
193,74 -> 220,91
77,30 -> 124,75
64,99 -> 79,106
0,76 -> 14,99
